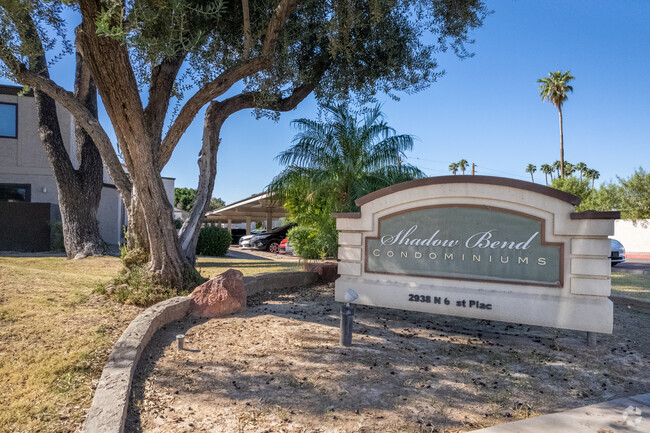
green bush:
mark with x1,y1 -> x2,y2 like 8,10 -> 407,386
196,226 -> 232,256
51,222 -> 65,252
288,223 -> 337,260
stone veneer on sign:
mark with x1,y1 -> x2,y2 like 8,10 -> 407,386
334,176 -> 618,334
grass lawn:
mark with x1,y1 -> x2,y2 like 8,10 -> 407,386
0,254 -> 646,432
611,271 -> 650,301
195,256 -> 302,278
0,254 -> 301,432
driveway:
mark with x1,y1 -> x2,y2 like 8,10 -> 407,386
613,258 -> 650,275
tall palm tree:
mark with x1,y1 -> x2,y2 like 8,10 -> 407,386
538,70 -> 575,178
449,162 -> 459,175
268,104 -> 424,213
458,159 -> 469,175
540,163 -> 553,185
576,162 -> 588,181
525,164 -> 537,183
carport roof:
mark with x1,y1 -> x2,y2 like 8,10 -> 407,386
204,192 -> 286,223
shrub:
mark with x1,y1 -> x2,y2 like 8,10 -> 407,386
97,265 -> 183,307
288,223 -> 337,260
51,222 -> 65,252
196,226 -> 232,256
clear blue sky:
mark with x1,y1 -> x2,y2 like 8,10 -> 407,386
4,1 -> 649,205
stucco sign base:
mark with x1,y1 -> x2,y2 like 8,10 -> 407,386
334,176 -> 618,335
335,277 -> 612,334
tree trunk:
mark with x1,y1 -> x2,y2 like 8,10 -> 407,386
179,102 -> 223,263
126,187 -> 150,253
33,52 -> 107,259
559,106 -> 565,179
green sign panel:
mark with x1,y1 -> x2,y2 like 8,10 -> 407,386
366,206 -> 562,286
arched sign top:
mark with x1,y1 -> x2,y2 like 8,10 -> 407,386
355,175 -> 581,207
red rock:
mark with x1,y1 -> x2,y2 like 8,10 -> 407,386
190,269 -> 246,318
304,262 -> 339,283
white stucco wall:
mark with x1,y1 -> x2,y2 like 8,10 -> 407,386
0,91 -> 73,204
613,220 -> 650,254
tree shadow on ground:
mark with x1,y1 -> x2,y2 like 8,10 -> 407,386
126,285 -> 650,432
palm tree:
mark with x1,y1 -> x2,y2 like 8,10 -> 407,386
563,161 -> 575,177
586,169 -> 600,188
458,159 -> 469,175
538,70 -> 575,178
552,160 -> 561,178
540,163 -> 553,185
449,162 -> 459,175
268,104 -> 424,213
525,164 -> 537,183
576,162 -> 588,181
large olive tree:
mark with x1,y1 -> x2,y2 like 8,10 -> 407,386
0,0 -> 489,289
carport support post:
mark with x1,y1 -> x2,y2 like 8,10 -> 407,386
340,303 -> 355,347
245,216 -> 251,235
227,219 -> 232,233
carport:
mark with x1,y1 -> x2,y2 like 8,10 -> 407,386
204,192 -> 286,235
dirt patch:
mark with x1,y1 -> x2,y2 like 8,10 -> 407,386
127,286 -> 650,432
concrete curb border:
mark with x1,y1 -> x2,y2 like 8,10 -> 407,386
81,271 -> 319,433
81,296 -> 192,433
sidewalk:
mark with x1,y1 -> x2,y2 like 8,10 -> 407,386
470,393 -> 649,432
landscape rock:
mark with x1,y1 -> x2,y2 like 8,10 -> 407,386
190,269 -> 247,318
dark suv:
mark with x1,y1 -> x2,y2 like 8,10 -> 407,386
244,223 -> 296,253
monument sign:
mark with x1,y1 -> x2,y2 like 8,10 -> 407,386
334,176 -> 618,334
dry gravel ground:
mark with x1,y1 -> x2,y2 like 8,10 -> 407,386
127,285 -> 650,433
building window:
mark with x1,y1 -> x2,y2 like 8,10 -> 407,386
0,102 -> 17,138
0,184 -> 31,202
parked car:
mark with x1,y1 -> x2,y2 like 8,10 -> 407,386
237,230 -> 266,248
278,238 -> 294,255
241,223 -> 296,253
610,238 -> 626,266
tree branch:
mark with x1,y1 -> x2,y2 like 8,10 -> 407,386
144,54 -> 185,146
241,0 -> 251,59
156,0 -> 301,170
13,65 -> 133,204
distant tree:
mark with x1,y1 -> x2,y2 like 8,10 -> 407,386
586,169 -> 600,188
563,161 -> 575,177
176,188 -> 224,212
540,164 -> 554,185
551,177 -> 591,203
458,159 -> 469,175
449,162 -> 459,175
576,162 -> 588,181
618,167 -> 650,222
538,71 -> 575,178
525,164 -> 537,183
552,160 -> 561,178
209,197 -> 226,210
174,188 -> 197,212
